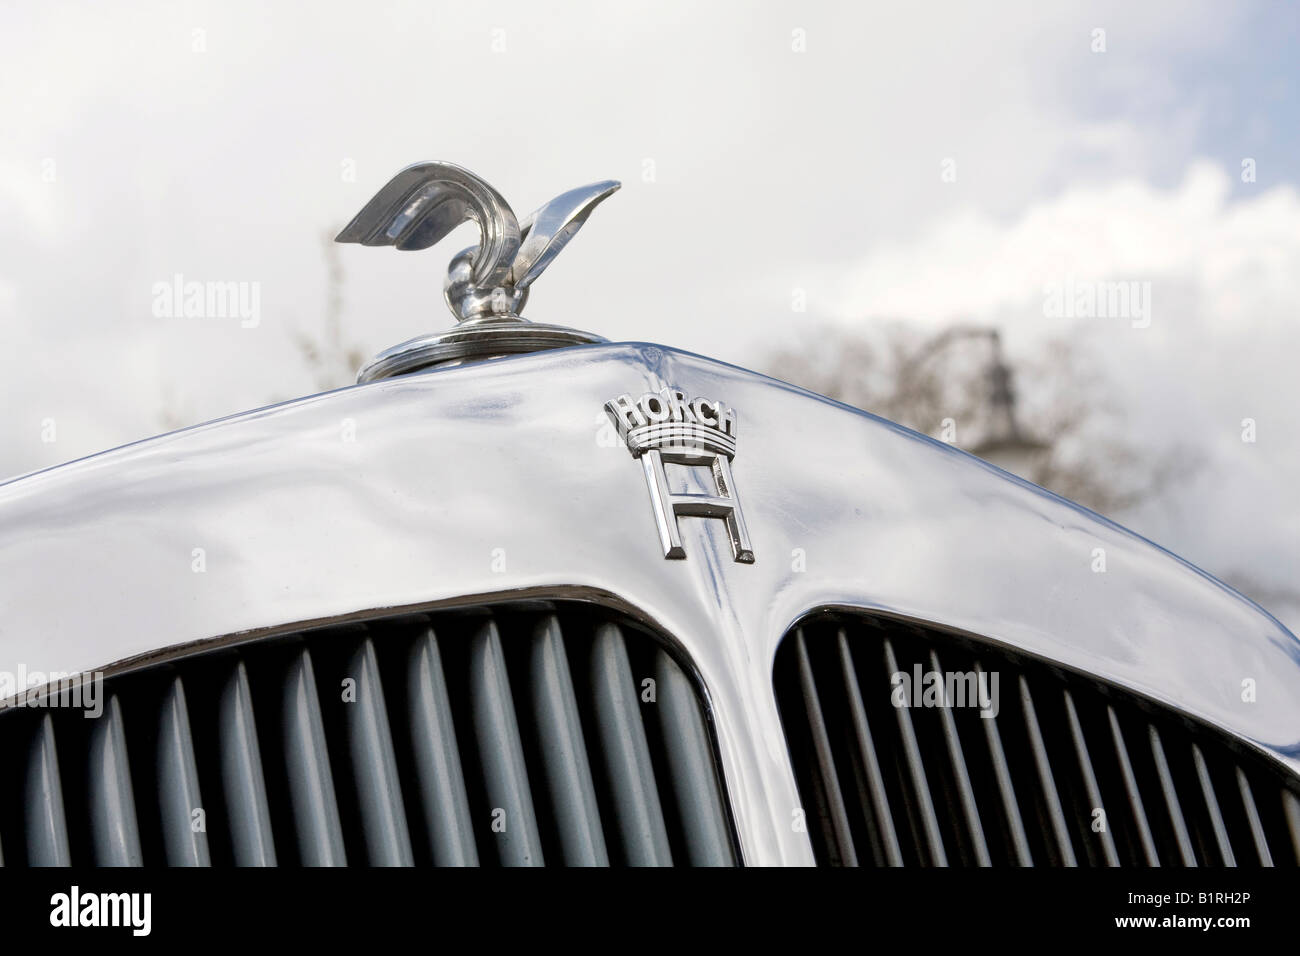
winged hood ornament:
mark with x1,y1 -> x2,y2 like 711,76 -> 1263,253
336,161 -> 619,381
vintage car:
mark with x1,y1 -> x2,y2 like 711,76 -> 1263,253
0,162 -> 1297,867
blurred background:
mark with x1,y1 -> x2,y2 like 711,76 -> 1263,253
1,1 -> 1297,629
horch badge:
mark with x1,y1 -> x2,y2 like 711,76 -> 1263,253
606,388 -> 754,563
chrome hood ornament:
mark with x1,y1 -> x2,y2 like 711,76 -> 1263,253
337,161 -> 619,382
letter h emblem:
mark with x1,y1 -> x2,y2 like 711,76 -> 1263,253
606,389 -> 755,563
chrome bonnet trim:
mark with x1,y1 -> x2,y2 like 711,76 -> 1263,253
1,342 -> 1298,866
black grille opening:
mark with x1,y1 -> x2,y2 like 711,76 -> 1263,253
775,613 -> 1300,867
0,603 -> 736,867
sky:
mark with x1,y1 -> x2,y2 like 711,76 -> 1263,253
1,0 -> 1297,626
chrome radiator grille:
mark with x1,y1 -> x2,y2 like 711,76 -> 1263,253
0,605 -> 735,866
775,613 -> 1300,867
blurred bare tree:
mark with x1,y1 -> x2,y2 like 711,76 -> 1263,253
157,381 -> 193,433
291,228 -> 367,392
763,323 -> 1197,517
156,230 -> 366,431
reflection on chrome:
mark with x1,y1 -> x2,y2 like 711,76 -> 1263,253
1,161 -> 1297,867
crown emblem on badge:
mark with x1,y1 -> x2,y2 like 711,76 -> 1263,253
606,388 -> 754,563
606,388 -> 737,459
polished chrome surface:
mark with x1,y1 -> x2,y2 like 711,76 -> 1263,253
336,161 -> 520,286
2,343 -> 1299,866
358,322 -> 606,381
508,181 -> 622,294
338,162 -> 617,382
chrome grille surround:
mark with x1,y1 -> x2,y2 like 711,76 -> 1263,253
1,342 -> 1298,865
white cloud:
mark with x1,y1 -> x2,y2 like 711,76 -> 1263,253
808,161 -> 1300,329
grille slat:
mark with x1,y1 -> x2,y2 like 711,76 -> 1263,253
777,613 -> 1300,866
1148,725 -> 1197,866
1063,689 -> 1119,866
651,648 -> 737,866
1106,706 -> 1160,865
881,637 -> 947,865
1,604 -> 731,867
1236,767 -> 1272,866
1192,743 -> 1235,865
468,619 -> 545,866
281,647 -> 347,866
1019,677 -> 1077,866
156,676 -> 211,866
527,615 -> 608,866
792,630 -> 857,865
217,660 -> 277,866
87,695 -> 143,866
403,627 -> 478,866
1284,791 -> 1300,859
342,637 -> 414,866
588,622 -> 674,866
837,632 -> 903,866
928,648 -> 990,865
975,660 -> 1032,866
24,714 -> 71,866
